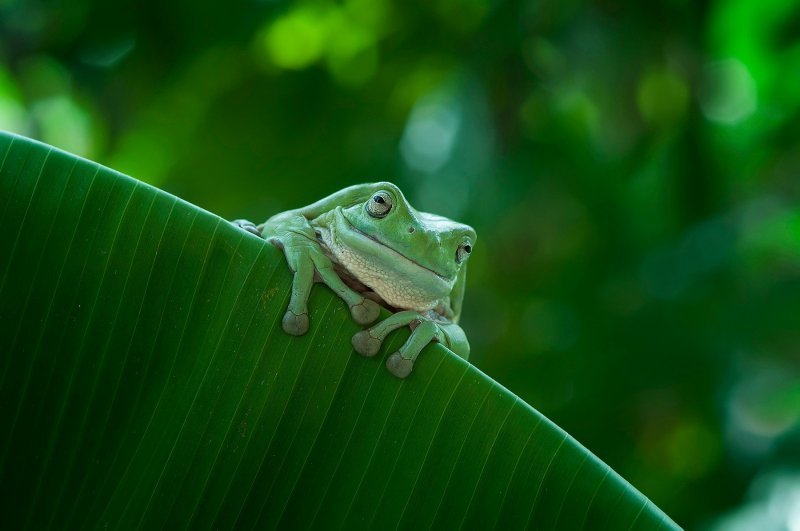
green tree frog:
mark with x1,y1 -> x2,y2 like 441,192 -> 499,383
233,182 -> 475,378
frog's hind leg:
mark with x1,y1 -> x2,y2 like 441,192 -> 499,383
386,321 -> 441,379
353,311 -> 452,378
351,310 -> 420,358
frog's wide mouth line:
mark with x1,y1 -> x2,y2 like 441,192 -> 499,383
338,211 -> 453,282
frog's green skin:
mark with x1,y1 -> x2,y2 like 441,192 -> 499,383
232,182 -> 475,378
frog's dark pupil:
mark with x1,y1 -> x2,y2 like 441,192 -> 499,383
464,245 -> 471,253
374,195 -> 385,204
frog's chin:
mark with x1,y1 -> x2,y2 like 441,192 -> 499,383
321,209 -> 455,310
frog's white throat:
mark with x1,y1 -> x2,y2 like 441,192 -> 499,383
314,218 -> 454,313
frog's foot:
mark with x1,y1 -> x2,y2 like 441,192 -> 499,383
389,320 -> 441,379
386,353 -> 414,379
351,330 -> 382,357
232,219 -> 263,238
351,311 -> 443,378
351,311 -> 415,359
282,310 -> 309,336
349,298 -> 381,326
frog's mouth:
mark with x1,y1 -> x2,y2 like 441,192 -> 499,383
337,210 -> 453,283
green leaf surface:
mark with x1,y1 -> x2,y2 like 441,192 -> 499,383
0,131 -> 680,529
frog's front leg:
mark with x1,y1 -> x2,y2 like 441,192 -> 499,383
280,242 -> 381,334
232,215 -> 380,335
352,311 -> 469,378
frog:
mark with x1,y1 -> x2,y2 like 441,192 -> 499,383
232,182 -> 475,378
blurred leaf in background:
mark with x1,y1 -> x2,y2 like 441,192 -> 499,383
1,0 -> 798,527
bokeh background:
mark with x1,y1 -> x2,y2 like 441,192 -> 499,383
2,0 -> 799,527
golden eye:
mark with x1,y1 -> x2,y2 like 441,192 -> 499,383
456,242 -> 472,263
366,191 -> 393,218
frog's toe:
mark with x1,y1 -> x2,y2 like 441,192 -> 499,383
351,330 -> 382,357
349,298 -> 380,325
232,219 -> 262,238
282,310 -> 309,336
386,352 -> 414,379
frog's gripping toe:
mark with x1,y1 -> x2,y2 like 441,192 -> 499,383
282,310 -> 309,336
232,219 -> 263,238
351,330 -> 382,357
350,299 -> 381,325
386,352 -> 414,379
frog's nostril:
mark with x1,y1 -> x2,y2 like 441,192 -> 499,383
408,227 -> 415,233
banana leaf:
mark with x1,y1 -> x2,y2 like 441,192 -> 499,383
0,132 -> 679,529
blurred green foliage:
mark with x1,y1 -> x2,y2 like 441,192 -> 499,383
2,0 -> 799,527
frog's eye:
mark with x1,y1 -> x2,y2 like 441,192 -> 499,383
456,242 -> 472,263
366,191 -> 393,218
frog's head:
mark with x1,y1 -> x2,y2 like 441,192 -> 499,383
333,182 -> 476,301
